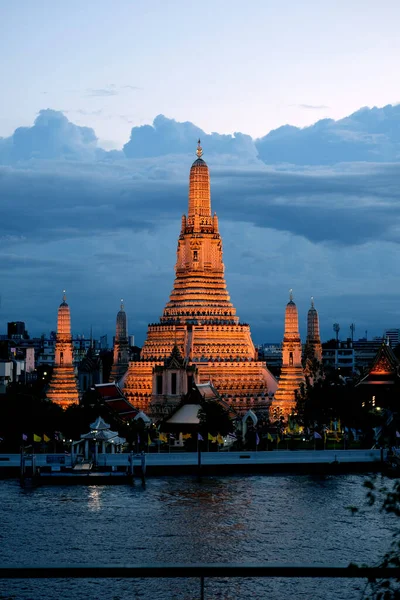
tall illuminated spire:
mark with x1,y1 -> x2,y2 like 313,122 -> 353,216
123,142 -> 277,414
273,290 -> 305,419
110,299 -> 130,382
306,296 -> 322,362
47,291 -> 79,409
188,140 -> 211,221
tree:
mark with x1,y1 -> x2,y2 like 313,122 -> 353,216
198,400 -> 233,437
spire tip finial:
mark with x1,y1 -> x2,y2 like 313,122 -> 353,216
289,288 -> 293,301
62,289 -> 66,302
120,298 -> 124,310
196,139 -> 203,158
311,296 -> 314,308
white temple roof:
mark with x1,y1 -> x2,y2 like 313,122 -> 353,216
90,416 -> 110,430
134,411 -> 152,423
166,404 -> 201,424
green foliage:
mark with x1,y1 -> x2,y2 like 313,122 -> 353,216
350,475 -> 400,599
198,400 -> 232,437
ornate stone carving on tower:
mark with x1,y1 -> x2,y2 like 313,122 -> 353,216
46,291 -> 80,409
124,142 -> 277,414
110,299 -> 130,383
274,290 -> 305,419
304,297 -> 322,363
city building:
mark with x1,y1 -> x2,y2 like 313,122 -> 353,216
384,329 -> 400,348
110,300 -> 130,383
7,321 -> 27,340
258,343 -> 282,373
123,142 -> 277,415
353,338 -> 384,371
78,346 -> 103,393
322,339 -> 355,374
274,291 -> 305,418
46,292 -> 80,409
356,341 -> 400,408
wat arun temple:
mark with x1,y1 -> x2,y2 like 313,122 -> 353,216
46,142 -> 323,420
123,142 -> 277,415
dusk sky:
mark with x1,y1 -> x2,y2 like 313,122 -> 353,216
1,1 -> 400,345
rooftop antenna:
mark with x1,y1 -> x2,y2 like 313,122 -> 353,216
333,323 -> 340,344
350,323 -> 355,342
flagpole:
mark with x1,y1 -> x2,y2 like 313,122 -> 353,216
197,435 -> 202,481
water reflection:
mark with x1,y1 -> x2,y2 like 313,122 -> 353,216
0,474 -> 396,600
87,486 -> 102,511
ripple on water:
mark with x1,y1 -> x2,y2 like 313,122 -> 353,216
0,473 -> 395,599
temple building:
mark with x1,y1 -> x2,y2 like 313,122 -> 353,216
124,141 -> 277,415
46,292 -> 79,409
355,341 -> 400,410
274,290 -> 305,419
110,300 -> 130,383
304,297 -> 322,365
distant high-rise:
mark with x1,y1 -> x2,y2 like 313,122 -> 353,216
274,290 -> 305,418
7,321 -> 27,339
110,300 -> 130,382
46,292 -> 79,409
305,297 -> 322,362
384,329 -> 400,348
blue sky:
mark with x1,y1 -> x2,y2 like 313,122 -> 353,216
1,0 -> 400,147
1,1 -> 400,346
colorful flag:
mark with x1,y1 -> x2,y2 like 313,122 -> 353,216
267,432 -> 273,442
159,433 -> 168,443
198,433 -> 204,441
22,433 -> 28,441
314,431 -> 322,439
217,434 -> 224,445
276,435 -> 281,444
43,434 -> 50,443
33,434 -> 42,443
396,431 -> 400,438
256,433 -> 260,446
182,433 -> 192,440
208,433 -> 216,442
148,434 -> 152,445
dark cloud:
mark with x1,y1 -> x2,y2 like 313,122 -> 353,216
1,108 -> 400,342
256,104 -> 400,164
123,114 -> 257,160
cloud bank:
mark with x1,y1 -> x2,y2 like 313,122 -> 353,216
1,106 -> 400,344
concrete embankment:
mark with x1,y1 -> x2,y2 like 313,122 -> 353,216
0,449 -> 385,480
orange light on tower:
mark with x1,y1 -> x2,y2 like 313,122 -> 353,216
123,142 -> 277,414
46,291 -> 79,409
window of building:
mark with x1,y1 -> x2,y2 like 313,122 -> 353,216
171,372 -> 177,395
193,250 -> 198,261
156,374 -> 163,395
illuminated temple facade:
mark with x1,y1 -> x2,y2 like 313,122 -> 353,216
274,291 -> 305,418
46,292 -> 80,409
124,142 -> 277,415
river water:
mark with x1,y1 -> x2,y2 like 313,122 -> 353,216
0,473 -> 396,599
